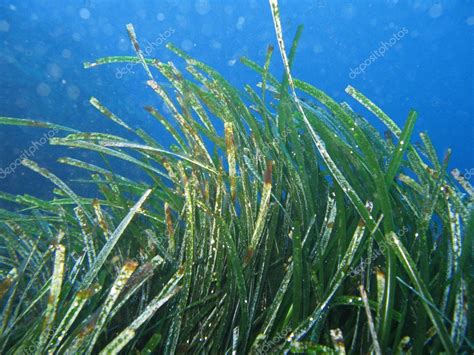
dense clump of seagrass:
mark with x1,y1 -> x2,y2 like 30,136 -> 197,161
0,1 -> 472,353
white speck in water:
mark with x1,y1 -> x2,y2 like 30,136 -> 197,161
79,8 -> 91,20
118,37 -> 129,51
156,13 -> 165,21
236,16 -> 245,31
195,0 -> 211,15
466,16 -> 474,26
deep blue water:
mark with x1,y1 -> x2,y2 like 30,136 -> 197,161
0,0 -> 473,201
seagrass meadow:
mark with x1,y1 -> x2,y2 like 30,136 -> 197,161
0,1 -> 472,354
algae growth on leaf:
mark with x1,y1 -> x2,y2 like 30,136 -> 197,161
0,0 -> 472,354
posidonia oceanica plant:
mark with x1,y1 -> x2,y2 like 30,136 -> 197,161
0,0 -> 472,353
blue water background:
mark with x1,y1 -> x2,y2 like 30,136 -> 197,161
0,0 -> 473,201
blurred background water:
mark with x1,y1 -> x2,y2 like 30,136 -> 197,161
0,0 -> 473,203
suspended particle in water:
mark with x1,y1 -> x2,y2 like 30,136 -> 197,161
236,16 -> 245,31
195,0 -> 211,15
79,8 -> 91,20
156,13 -> 165,21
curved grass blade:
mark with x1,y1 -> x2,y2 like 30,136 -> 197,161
80,189 -> 152,289
99,269 -> 182,354
37,242 -> 65,352
385,110 -> 417,187
21,159 -> 94,223
84,261 -> 138,354
0,116 -> 77,133
385,231 -> 455,353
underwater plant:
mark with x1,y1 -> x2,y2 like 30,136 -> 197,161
0,0 -> 472,353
